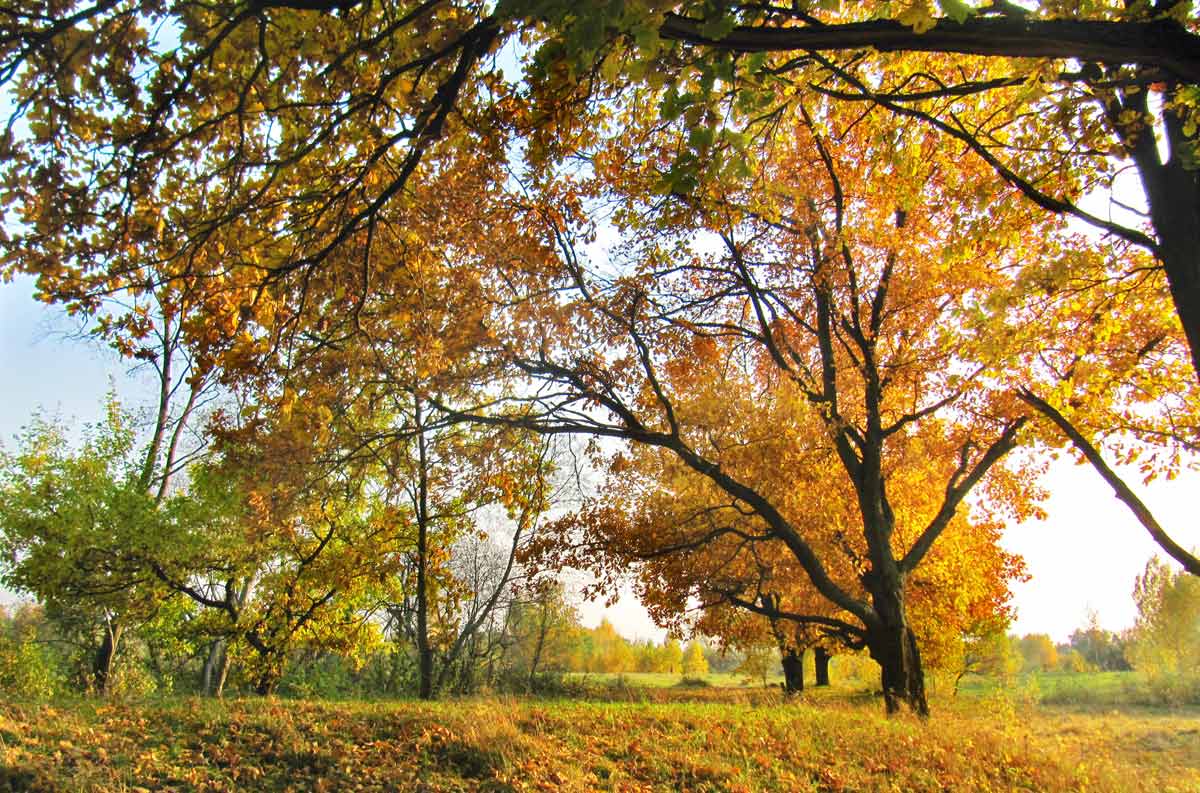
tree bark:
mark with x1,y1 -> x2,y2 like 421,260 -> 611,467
814,647 -> 831,687
527,617 -> 548,693
658,14 -> 1200,83
780,647 -> 805,695
868,617 -> 928,716
1117,81 -> 1200,383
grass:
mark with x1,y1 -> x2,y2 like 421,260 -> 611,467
955,670 -> 1200,708
566,671 -> 782,689
2,687 -> 1198,792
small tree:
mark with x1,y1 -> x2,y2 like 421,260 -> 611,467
0,404 -> 171,693
1069,613 -> 1130,672
1017,634 -> 1060,673
736,644 -> 777,688
682,641 -> 709,678
1129,557 -> 1200,680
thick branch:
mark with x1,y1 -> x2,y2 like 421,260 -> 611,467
658,14 -> 1200,84
1018,389 -> 1200,577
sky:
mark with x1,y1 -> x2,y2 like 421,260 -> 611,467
2,273 -> 1197,644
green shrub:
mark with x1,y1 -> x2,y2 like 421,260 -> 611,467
0,635 -> 61,699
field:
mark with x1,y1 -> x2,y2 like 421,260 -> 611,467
3,678 -> 1198,793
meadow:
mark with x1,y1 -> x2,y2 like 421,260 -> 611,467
3,673 -> 1197,792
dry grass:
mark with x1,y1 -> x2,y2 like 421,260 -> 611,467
1,693 -> 1197,792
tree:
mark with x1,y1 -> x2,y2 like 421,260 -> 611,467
736,643 -> 776,688
136,400 -> 409,696
9,2 -> 1197,599
1128,557 -> 1200,679
1068,614 -> 1131,672
397,412 -> 557,698
659,638 -> 684,675
1017,634 -> 1060,673
682,640 -> 709,678
505,580 -> 580,690
6,0 -> 1198,716
0,603 -> 63,699
467,73 -> 1049,713
0,401 -> 176,693
953,624 -> 1018,693
0,272 -> 216,693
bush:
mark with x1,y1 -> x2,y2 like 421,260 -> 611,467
1144,673 -> 1200,706
0,636 -> 61,699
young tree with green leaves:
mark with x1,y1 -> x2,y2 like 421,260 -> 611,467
1129,557 -> 1200,681
0,402 -> 175,693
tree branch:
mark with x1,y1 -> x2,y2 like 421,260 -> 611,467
1018,388 -> 1200,577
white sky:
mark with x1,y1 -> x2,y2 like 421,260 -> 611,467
2,274 -> 1197,643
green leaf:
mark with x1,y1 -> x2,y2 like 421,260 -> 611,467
938,0 -> 975,23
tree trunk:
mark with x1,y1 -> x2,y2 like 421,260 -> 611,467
202,639 -> 220,696
814,647 -> 831,687
92,620 -> 122,695
214,648 -> 231,698
253,648 -> 283,696
780,647 -> 805,694
255,666 -> 280,696
415,400 -> 434,700
527,618 -> 548,692
869,620 -> 927,716
202,639 -> 230,697
1145,116 -> 1200,383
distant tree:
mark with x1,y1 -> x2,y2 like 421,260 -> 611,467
587,619 -> 635,674
1128,557 -> 1200,679
506,581 -> 580,690
1069,613 -> 1131,672
1059,649 -> 1093,674
702,641 -> 744,675
954,624 -> 1019,693
736,644 -> 777,688
0,603 -> 63,699
682,641 -> 709,678
659,639 -> 684,675
1017,634 -> 1060,673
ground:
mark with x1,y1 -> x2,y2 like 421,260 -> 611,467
2,674 -> 1197,792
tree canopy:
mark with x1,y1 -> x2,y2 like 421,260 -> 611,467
3,0 -> 1198,714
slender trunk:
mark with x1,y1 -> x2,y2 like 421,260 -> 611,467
814,647 -> 831,687
414,397 -> 434,700
528,621 -> 548,692
780,647 -> 805,695
214,648 -> 231,698
202,642 -> 217,696
139,313 -> 173,493
202,639 -> 229,697
92,620 -> 123,695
